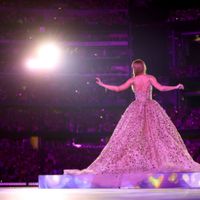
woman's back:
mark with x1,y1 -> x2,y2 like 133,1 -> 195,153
132,74 -> 153,101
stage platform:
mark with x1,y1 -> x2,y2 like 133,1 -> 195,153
1,187 -> 200,200
39,172 -> 200,189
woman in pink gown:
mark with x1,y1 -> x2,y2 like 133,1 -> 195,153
64,59 -> 200,186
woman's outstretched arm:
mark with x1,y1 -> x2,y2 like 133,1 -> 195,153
149,75 -> 184,91
96,77 -> 134,92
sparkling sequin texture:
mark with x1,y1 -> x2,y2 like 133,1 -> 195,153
64,76 -> 200,181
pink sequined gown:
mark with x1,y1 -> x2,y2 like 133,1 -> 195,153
64,76 -> 200,186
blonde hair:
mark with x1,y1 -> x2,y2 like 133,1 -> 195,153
131,59 -> 147,76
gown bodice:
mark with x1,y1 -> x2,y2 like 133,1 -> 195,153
132,80 -> 153,102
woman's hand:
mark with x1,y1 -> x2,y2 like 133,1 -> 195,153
176,84 -> 184,90
96,77 -> 104,87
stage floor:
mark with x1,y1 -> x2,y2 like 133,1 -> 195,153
0,187 -> 200,200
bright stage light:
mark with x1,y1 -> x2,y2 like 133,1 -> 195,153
26,58 -> 39,70
25,42 -> 62,72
